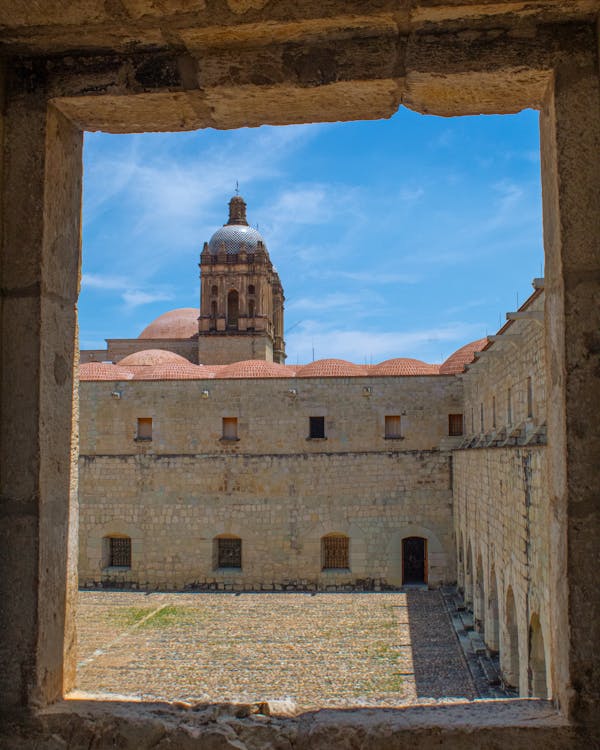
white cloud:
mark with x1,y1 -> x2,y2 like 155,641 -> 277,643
286,320 -> 484,365
81,272 -> 173,309
122,290 -> 174,308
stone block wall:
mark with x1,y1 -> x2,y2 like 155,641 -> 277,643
197,332 -> 273,365
78,374 -> 461,589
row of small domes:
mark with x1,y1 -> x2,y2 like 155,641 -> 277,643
80,339 -> 487,381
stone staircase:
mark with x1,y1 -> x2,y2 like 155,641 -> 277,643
441,586 -> 512,699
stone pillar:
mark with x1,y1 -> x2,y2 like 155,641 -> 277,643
540,36 -> 600,723
0,65 -> 82,709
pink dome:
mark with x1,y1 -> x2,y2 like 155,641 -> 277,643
131,363 -> 209,380
119,349 -> 192,367
439,338 -> 488,375
138,308 -> 199,339
216,360 -> 294,379
79,362 -> 134,381
370,358 -> 440,376
296,359 -> 369,377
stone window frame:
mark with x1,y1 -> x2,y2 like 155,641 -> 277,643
135,416 -> 152,441
307,415 -> 326,439
2,13 -> 597,744
221,416 -> 239,441
321,533 -> 350,571
102,535 -> 132,570
384,414 -> 403,439
213,535 -> 242,571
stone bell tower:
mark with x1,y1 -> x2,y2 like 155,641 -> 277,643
198,195 -> 286,365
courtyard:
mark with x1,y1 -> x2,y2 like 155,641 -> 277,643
74,589 -> 482,709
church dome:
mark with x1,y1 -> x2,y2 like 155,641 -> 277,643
371,358 -> 440,376
138,308 -> 199,339
439,337 -> 488,374
119,349 -> 192,367
207,194 -> 266,255
217,360 -> 294,379
297,359 -> 369,377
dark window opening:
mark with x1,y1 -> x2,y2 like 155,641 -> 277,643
309,416 -> 325,439
322,534 -> 349,569
248,299 -> 255,318
211,284 -> 218,296
217,537 -> 242,569
448,414 -> 463,436
227,289 -> 239,329
248,284 -> 255,295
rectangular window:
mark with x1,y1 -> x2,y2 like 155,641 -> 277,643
217,537 -> 242,568
109,537 -> 131,568
309,416 -> 325,439
527,376 -> 533,418
448,413 -> 463,436
136,417 -> 152,440
385,415 -> 402,438
322,535 -> 349,569
222,417 -> 238,440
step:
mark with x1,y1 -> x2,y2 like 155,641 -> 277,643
460,612 -> 474,631
468,631 -> 488,655
479,656 -> 501,686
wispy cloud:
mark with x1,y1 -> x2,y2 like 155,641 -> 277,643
81,272 -> 174,309
286,320 -> 484,365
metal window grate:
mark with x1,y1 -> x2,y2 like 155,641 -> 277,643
322,535 -> 349,569
110,537 -> 131,567
218,537 -> 242,568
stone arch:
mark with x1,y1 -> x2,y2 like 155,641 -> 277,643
81,521 -> 144,576
303,520 -> 368,579
486,566 -> 500,653
474,553 -> 485,634
529,613 -> 548,698
387,525 -> 447,588
227,289 -> 239,328
502,586 -> 520,692
321,532 -> 350,570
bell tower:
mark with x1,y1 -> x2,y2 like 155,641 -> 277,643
198,195 -> 286,365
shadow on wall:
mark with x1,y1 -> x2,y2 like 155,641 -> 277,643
406,590 -> 477,700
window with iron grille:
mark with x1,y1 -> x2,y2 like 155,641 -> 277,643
385,415 -> 402,438
109,537 -> 131,568
448,413 -> 463,436
222,417 -> 238,440
309,416 -> 325,439
322,534 -> 349,569
217,537 -> 242,568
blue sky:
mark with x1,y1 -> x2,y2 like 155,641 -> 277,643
81,108 -> 543,365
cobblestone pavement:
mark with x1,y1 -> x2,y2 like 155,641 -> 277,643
75,589 -> 478,709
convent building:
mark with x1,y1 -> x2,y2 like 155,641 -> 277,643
79,194 -> 548,697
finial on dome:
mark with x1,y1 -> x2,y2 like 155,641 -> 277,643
227,193 -> 248,226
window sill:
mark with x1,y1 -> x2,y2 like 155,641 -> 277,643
134,437 -> 152,442
384,436 -> 404,440
214,567 -> 242,574
322,568 -> 351,573
102,566 -> 131,572
306,437 -> 327,441
219,437 -> 240,442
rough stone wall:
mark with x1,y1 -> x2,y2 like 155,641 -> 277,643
106,338 -> 199,364
453,290 -> 550,697
78,375 -> 461,588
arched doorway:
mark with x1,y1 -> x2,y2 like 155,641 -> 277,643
502,586 -> 520,692
529,614 -> 548,698
402,536 -> 427,584
227,289 -> 239,329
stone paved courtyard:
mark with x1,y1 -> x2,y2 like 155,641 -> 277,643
74,589 -> 478,709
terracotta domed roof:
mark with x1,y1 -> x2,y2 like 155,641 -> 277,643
216,360 -> 294,379
119,349 -> 193,367
130,363 -> 207,380
138,308 -> 199,339
370,358 -> 440,376
79,362 -> 134,381
296,359 -> 369,377
439,338 -> 488,375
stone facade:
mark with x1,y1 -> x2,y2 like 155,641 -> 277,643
78,374 -> 461,590
454,284 -> 549,697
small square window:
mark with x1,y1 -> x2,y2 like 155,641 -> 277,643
222,417 -> 238,440
322,534 -> 349,569
448,414 -> 463,436
136,417 -> 152,440
385,415 -> 402,438
309,416 -> 325,439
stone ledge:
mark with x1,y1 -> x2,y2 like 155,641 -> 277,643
0,698 -> 584,750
